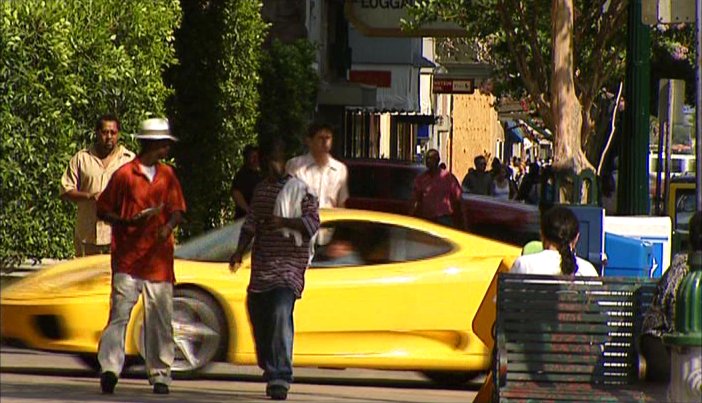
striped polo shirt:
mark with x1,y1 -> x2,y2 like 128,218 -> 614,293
238,175 -> 320,298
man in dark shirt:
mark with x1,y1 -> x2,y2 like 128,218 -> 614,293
231,144 -> 263,219
462,155 -> 493,195
229,138 -> 320,401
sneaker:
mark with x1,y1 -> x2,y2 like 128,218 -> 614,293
100,371 -> 118,394
153,383 -> 170,395
267,384 -> 288,400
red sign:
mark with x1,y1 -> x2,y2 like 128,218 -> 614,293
349,70 -> 392,88
433,78 -> 475,94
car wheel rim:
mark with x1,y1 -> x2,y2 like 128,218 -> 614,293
136,294 -> 222,372
171,295 -> 221,372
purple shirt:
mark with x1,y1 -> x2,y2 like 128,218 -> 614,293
237,176 -> 320,298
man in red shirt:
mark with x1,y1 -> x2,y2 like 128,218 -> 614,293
411,149 -> 462,227
96,118 -> 186,395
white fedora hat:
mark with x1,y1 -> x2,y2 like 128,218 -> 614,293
136,118 -> 178,141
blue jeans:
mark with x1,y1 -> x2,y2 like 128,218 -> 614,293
247,288 -> 296,387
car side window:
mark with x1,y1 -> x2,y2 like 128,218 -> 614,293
310,221 -> 453,268
387,225 -> 454,261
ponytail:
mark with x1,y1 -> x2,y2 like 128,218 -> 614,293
541,206 -> 581,275
557,242 -> 577,275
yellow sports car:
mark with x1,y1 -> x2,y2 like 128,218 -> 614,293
1,209 -> 518,384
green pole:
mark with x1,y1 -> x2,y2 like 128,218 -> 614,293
619,0 -> 651,215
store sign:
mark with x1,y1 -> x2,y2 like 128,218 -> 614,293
345,0 -> 465,37
433,78 -> 475,94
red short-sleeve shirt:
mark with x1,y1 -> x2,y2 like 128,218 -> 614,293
412,169 -> 462,219
97,158 -> 187,283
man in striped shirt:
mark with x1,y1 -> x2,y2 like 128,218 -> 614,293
230,138 -> 319,401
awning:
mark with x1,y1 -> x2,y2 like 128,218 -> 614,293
504,119 -> 525,142
317,81 -> 377,107
346,108 -> 437,124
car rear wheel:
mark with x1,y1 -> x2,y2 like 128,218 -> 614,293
421,370 -> 483,386
134,288 -> 228,376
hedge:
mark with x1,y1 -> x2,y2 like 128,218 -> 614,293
0,0 -> 181,266
169,0 -> 267,237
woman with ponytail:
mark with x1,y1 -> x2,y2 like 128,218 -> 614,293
510,206 -> 599,276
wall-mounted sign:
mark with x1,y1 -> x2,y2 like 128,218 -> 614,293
433,78 -> 475,94
345,0 -> 466,37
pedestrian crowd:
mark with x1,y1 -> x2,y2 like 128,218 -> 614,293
460,153 -> 557,206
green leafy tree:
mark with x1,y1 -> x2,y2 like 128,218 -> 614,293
407,1 -> 697,174
169,0 -> 267,237
407,0 -> 631,173
258,39 -> 319,156
651,23 -> 697,107
0,0 -> 180,266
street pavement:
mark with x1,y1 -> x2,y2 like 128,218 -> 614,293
0,347 -> 480,402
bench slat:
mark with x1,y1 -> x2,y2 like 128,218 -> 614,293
499,301 -> 637,313
504,342 -> 634,355
505,372 -> 636,383
505,362 -> 635,374
507,352 -> 634,365
505,332 -> 630,344
501,311 -> 636,323
500,292 -> 638,304
501,322 -> 629,334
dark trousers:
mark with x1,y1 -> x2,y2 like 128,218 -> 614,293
247,288 -> 296,387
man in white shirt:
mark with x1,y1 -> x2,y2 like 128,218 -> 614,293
286,123 -> 349,208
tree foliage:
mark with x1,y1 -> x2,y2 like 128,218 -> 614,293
258,39 -> 319,156
406,0 -> 629,170
169,0 -> 267,237
407,1 -> 697,170
0,0 -> 180,266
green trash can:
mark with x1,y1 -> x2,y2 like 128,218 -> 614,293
662,251 -> 702,402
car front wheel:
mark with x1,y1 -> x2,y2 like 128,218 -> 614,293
134,288 -> 228,376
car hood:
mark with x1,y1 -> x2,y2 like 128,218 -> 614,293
1,255 -> 112,300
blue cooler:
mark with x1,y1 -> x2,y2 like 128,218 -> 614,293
603,232 -> 656,277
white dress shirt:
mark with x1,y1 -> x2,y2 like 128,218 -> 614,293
285,153 -> 349,208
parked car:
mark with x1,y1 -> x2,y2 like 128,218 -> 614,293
343,158 -> 426,215
344,158 -> 540,246
0,208 -> 519,385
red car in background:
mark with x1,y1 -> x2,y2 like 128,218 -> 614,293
343,158 -> 540,246
343,158 -> 426,215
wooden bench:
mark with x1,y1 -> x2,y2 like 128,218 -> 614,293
493,273 -> 663,402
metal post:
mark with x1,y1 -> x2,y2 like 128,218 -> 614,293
696,0 -> 702,211
619,0 -> 652,215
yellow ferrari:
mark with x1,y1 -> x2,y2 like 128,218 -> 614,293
1,209 -> 518,384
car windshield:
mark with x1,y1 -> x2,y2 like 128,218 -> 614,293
175,219 -> 244,263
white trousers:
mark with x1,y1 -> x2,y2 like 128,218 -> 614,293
98,273 -> 174,385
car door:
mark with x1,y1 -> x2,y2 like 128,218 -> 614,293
293,219 -> 455,359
